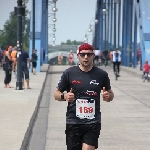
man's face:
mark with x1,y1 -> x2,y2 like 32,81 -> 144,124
77,50 -> 94,67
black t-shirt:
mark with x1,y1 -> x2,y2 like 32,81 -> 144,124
57,66 -> 111,124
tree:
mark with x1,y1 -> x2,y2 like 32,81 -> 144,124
0,8 -> 30,51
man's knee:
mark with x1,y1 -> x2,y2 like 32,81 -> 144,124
82,143 -> 95,150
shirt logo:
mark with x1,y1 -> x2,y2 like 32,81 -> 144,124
72,80 -> 82,84
90,80 -> 99,85
84,90 -> 98,96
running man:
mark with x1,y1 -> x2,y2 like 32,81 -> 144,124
54,43 -> 114,150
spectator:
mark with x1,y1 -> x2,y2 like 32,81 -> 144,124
68,50 -> 74,65
58,53 -> 63,65
31,49 -> 38,75
11,46 -> 18,78
43,49 -> 45,61
143,60 -> 150,82
3,45 -> 13,88
109,50 -> 113,65
137,49 -> 141,61
14,48 -> 31,89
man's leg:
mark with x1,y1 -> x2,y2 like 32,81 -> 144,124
117,62 -> 120,74
82,143 -> 95,150
32,62 -> 36,75
113,62 -> 116,73
22,79 -> 25,88
82,123 -> 101,150
24,66 -> 31,89
66,124 -> 82,150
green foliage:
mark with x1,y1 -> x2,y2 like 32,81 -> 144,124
61,40 -> 83,45
0,8 -> 30,50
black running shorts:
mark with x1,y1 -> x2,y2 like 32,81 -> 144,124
65,123 -> 101,150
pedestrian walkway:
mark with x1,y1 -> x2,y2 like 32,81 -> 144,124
0,64 -> 49,150
45,65 -> 150,150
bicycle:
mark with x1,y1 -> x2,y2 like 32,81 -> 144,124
104,58 -> 108,67
142,72 -> 150,82
114,64 -> 119,80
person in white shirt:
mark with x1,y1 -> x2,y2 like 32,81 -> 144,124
94,48 -> 101,66
112,48 -> 121,75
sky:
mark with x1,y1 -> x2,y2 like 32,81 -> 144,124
0,0 -> 97,45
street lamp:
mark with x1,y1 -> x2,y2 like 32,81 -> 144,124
52,33 -> 56,40
48,0 -> 58,44
49,33 -> 56,41
88,18 -> 98,32
52,7 -> 58,12
52,17 -> 57,22
84,33 -> 93,44
49,24 -> 56,32
84,34 -> 88,43
48,13 -> 57,22
49,0 -> 58,12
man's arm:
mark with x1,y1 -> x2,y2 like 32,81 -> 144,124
27,58 -> 31,68
107,89 -> 114,102
54,88 -> 74,102
101,88 -> 114,102
54,88 -> 65,101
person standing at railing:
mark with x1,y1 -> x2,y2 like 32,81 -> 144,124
68,50 -> 74,65
58,53 -> 63,65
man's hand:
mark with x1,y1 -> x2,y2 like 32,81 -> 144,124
65,88 -> 74,102
101,87 -> 113,102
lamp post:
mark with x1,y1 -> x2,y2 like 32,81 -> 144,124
32,0 -> 35,50
84,34 -> 88,43
88,18 -> 98,32
48,0 -> 58,46
102,4 -> 107,51
48,13 -> 57,22
49,24 -> 56,32
14,0 -> 25,90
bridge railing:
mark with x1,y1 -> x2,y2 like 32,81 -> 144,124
48,45 -> 79,53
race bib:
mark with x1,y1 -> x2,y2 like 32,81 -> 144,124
76,99 -> 95,119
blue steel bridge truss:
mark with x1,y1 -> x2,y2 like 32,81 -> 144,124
93,0 -> 150,68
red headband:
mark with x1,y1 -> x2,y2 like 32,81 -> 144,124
78,43 -> 94,53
